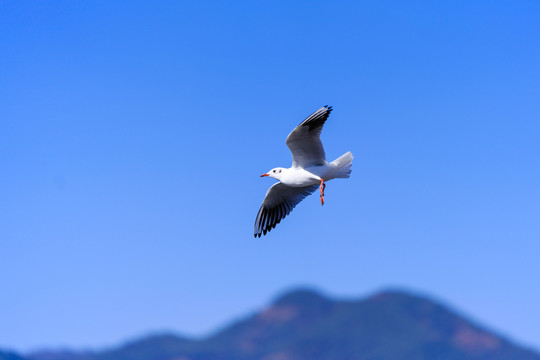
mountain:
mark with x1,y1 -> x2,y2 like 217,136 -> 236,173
19,288 -> 540,360
0,350 -> 30,360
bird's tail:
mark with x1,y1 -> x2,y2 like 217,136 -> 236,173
330,151 -> 353,178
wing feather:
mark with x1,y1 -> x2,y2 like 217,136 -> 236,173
286,106 -> 332,168
254,183 -> 318,237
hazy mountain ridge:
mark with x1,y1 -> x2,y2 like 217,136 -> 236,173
0,350 -> 30,360
8,288 -> 539,360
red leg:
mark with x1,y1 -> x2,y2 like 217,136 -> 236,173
319,179 -> 325,206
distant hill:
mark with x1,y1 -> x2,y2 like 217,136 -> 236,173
0,350 -> 29,360
11,288 -> 540,360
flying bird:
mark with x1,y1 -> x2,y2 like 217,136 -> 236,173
254,106 -> 353,237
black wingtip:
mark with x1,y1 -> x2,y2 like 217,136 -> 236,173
300,105 -> 333,131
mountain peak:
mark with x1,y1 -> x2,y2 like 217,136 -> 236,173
367,287 -> 432,300
272,288 -> 329,306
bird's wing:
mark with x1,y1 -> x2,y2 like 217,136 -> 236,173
254,182 -> 318,237
286,106 -> 332,168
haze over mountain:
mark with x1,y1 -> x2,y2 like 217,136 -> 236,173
0,351 -> 28,360
4,289 -> 539,360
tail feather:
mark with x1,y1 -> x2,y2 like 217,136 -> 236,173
331,151 -> 353,178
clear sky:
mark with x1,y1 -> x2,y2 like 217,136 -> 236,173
1,0 -> 539,354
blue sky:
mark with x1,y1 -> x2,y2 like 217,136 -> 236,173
1,0 -> 539,353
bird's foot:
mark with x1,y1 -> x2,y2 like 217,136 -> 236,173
319,179 -> 325,206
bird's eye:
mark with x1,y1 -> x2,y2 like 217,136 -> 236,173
278,170 -> 282,173
273,170 -> 276,173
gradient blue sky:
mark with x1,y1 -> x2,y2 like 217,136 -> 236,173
1,0 -> 539,353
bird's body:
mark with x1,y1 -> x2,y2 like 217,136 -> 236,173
277,167 -> 321,187
275,163 -> 348,187
254,106 -> 353,237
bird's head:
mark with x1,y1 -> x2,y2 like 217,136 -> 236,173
261,167 -> 286,180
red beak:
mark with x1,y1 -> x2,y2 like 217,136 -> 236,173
260,173 -> 269,177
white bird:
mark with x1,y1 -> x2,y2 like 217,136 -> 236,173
254,106 -> 353,237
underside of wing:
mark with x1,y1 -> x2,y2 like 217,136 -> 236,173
254,183 -> 318,237
286,106 -> 332,168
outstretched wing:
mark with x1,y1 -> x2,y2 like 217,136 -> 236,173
286,106 -> 332,168
254,182 -> 318,237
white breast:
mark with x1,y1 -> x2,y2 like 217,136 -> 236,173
281,168 -> 321,187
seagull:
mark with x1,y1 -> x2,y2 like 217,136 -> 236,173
254,106 -> 353,237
